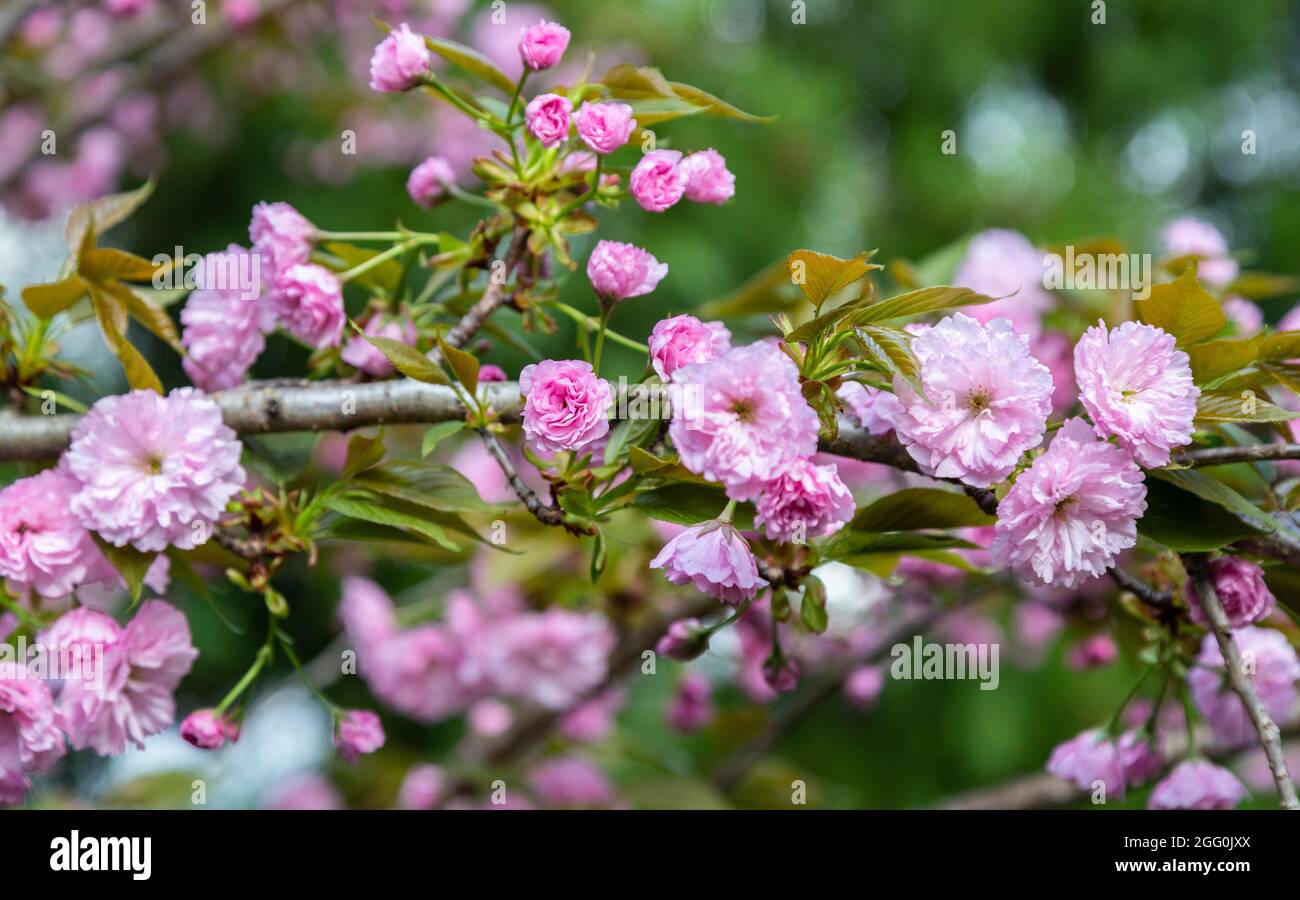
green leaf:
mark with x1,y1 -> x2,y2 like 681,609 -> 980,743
633,484 -> 754,530
1225,271 -> 1300,300
849,487 -> 994,532
322,490 -> 463,552
1259,331 -> 1300,362
823,531 -> 977,562
601,65 -> 774,123
65,179 -> 155,252
107,281 -> 183,353
1135,267 -> 1226,346
341,431 -> 386,479
422,34 -> 517,95
19,385 -> 88,414
362,334 -> 448,384
79,248 -> 161,283
854,326 -> 920,393
1186,337 -> 1260,384
1148,468 -> 1294,542
437,336 -> 480,395
628,446 -> 673,473
89,284 -> 162,392
1138,475 -> 1269,551
1194,391 -> 1299,424
784,285 -> 878,343
323,242 -> 404,293
21,275 -> 88,318
853,285 -> 998,325
421,421 -> 465,457
590,529 -> 608,583
667,80 -> 775,123
92,537 -> 157,605
799,575 -> 828,634
352,459 -> 506,514
785,250 -> 876,311
622,96 -> 708,126
1262,362 -> 1300,394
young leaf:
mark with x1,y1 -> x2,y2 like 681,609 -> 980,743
322,490 -> 463,552
89,285 -> 162,393
785,250 -> 876,311
421,421 -> 465,457
849,487 -> 994,532
1185,337 -> 1260,384
79,248 -> 161,283
1195,391 -> 1299,424
853,285 -> 998,325
65,179 -> 155,252
21,276 -> 88,318
1135,267 -> 1226,347
633,483 -> 754,529
352,459 -> 506,514
341,431 -> 386,479
92,536 -> 157,605
437,336 -> 480,394
799,575 -> 828,634
1259,331 -> 1300,362
362,334 -> 448,384
422,35 -> 516,95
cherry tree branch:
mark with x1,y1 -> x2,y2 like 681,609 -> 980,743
1182,552 -> 1300,810
1175,443 -> 1300,467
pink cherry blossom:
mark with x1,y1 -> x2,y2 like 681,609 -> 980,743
630,150 -> 686,212
648,314 -> 731,381
1073,320 -> 1199,468
560,688 -> 625,743
1185,556 -> 1276,630
181,245 -> 267,391
1046,728 -> 1126,798
0,468 -> 115,599
528,756 -> 616,808
891,313 -> 1054,488
474,609 -> 615,709
0,663 -> 65,807
341,315 -> 419,377
180,709 -> 239,750
953,229 -> 1054,338
649,520 -> 768,605
844,665 -> 885,709
65,389 -> 246,552
519,359 -> 612,454
268,263 -> 345,348
655,617 -> 709,661
669,341 -> 819,501
524,93 -> 572,147
573,102 -> 636,155
43,601 -> 198,755
679,148 -> 735,204
334,709 -> 385,764
753,459 -> 855,543
1161,217 -> 1238,286
1223,296 -> 1263,336
518,20 -> 570,71
478,364 -> 508,382
991,418 -> 1146,588
406,155 -> 456,207
666,672 -> 714,733
369,23 -> 431,93
586,240 -> 668,303
1148,760 -> 1248,810
249,201 -> 314,281
1189,627 -> 1300,748
397,764 -> 445,810
837,382 -> 901,436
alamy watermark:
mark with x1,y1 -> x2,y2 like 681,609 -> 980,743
890,636 -> 999,690
0,637 -> 105,692
1042,247 -> 1152,300
151,247 -> 262,300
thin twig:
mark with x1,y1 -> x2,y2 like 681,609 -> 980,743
1183,552 -> 1299,810
474,426 -> 573,531
1176,443 -> 1300,467
1108,566 -> 1174,613
427,228 -> 529,367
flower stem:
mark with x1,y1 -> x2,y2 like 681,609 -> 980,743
554,156 -> 603,220
551,302 -> 648,353
216,618 -> 276,713
338,236 -> 438,283
718,499 -> 738,524
505,69 -> 530,126
276,628 -> 343,715
314,231 -> 407,242
592,303 -> 614,373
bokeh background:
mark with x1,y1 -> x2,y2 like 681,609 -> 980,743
3,0 -> 1300,809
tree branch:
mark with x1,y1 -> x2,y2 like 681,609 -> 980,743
427,228 -> 529,366
473,426 -> 573,531
1183,552 -> 1299,810
1176,443 -> 1300,467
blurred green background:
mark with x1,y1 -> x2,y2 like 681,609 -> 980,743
15,0 -> 1300,809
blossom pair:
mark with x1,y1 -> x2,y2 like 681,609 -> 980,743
630,148 -> 735,212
